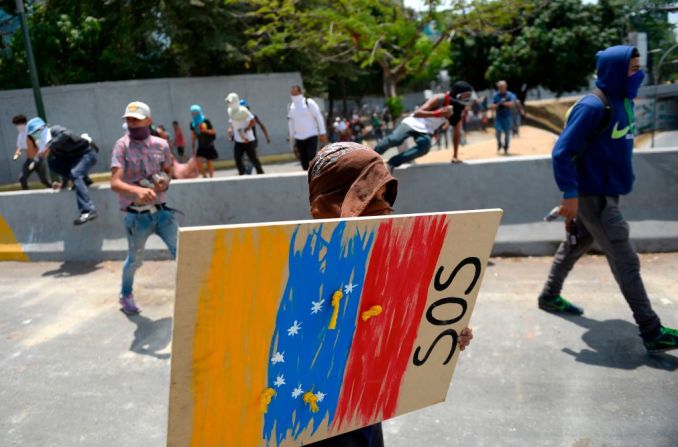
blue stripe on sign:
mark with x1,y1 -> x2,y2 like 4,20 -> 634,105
263,222 -> 376,444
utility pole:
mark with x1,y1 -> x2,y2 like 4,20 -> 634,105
15,0 -> 46,120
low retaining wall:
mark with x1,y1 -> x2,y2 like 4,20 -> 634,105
1,148 -> 676,261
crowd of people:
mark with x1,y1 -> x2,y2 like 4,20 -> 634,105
10,79 -> 528,201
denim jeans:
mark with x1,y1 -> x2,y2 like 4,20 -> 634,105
495,116 -> 512,151
121,209 -> 178,297
374,123 -> 431,167
49,150 -> 97,213
539,195 -> 662,340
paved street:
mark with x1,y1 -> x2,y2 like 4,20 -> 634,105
1,254 -> 677,446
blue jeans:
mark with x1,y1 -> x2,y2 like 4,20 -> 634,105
49,150 -> 97,213
374,123 -> 431,167
495,116 -> 512,152
121,209 -> 178,297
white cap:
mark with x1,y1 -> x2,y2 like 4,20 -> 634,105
122,101 -> 151,120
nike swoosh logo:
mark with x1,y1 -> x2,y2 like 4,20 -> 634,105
611,122 -> 631,139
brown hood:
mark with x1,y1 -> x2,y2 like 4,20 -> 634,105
308,142 -> 398,219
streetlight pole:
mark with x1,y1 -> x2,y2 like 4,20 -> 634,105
15,0 -> 46,120
651,43 -> 678,148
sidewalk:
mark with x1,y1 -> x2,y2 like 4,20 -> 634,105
1,254 -> 677,446
418,126 -> 557,163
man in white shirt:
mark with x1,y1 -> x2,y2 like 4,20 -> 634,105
287,85 -> 327,170
13,114 -> 51,189
226,93 -> 264,175
374,81 -> 474,168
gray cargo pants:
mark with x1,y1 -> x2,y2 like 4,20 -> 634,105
539,195 -> 662,340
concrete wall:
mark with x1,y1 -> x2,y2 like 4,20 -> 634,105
1,148 -> 677,262
0,72 -> 303,184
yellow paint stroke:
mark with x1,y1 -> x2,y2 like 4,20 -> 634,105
190,226 -> 289,447
0,214 -> 28,261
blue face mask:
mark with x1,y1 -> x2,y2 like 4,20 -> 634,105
626,70 -> 645,99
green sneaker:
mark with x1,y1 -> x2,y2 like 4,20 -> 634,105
644,326 -> 678,354
538,295 -> 584,316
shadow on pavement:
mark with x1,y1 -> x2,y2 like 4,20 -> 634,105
126,314 -> 172,360
551,313 -> 678,371
42,262 -> 102,277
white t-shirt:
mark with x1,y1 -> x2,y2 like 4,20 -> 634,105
288,96 -> 326,140
230,111 -> 255,143
401,115 -> 447,135
16,129 -> 27,150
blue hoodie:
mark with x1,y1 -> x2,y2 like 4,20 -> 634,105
552,45 -> 637,198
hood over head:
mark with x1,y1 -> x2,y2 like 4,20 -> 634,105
595,45 -> 635,99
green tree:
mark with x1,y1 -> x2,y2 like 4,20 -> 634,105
226,0 -> 460,98
449,0 -> 676,101
0,0 -> 250,89
484,0 -> 619,101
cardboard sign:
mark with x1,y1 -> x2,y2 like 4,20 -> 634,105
168,210 -> 502,446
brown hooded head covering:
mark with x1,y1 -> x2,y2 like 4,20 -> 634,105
308,142 -> 398,219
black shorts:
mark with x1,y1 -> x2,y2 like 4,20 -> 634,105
196,145 -> 218,160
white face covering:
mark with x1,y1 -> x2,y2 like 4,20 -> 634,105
225,92 -> 250,120
16,124 -> 26,134
291,94 -> 304,106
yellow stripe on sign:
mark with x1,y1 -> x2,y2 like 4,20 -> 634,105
0,214 -> 28,262
190,226 -> 290,447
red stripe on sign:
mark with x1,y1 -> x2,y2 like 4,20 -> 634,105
331,215 -> 449,430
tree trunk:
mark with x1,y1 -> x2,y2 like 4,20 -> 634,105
382,68 -> 398,98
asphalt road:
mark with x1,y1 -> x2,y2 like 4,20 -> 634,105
1,254 -> 677,446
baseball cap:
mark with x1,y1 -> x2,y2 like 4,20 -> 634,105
122,101 -> 151,120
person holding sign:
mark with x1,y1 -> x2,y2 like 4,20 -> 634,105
307,142 -> 474,445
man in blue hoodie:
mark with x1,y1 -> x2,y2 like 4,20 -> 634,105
538,45 -> 678,354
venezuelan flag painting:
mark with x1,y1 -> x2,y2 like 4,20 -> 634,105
168,210 -> 502,447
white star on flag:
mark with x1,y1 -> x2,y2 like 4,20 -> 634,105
292,385 -> 303,399
287,320 -> 302,336
274,374 -> 286,388
315,391 -> 326,402
311,298 -> 325,314
271,351 -> 285,365
344,282 -> 359,294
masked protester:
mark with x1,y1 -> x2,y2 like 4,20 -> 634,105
13,114 -> 51,189
288,85 -> 328,170
307,142 -> 474,446
225,93 -> 265,175
374,81 -> 475,168
110,101 -> 177,316
26,117 -> 98,224
189,104 -> 218,178
539,46 -> 678,354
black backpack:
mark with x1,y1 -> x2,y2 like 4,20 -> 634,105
48,125 -> 92,158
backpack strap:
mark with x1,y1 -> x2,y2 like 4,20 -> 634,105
569,88 -> 613,162
590,88 -> 612,136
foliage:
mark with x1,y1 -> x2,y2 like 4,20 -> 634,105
385,95 -> 404,118
0,0 -> 674,98
226,0 -> 461,97
448,0 -> 677,101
